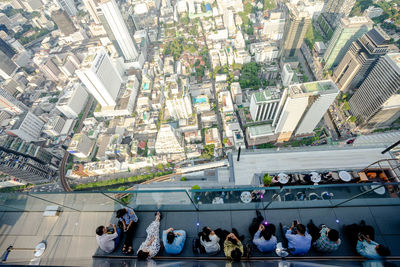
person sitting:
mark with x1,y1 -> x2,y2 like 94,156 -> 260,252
307,220 -> 341,253
137,212 -> 162,260
224,232 -> 244,261
116,208 -> 138,254
162,227 -> 186,255
96,223 -> 121,253
356,233 -> 391,259
282,221 -> 312,256
199,227 -> 221,254
249,211 -> 277,253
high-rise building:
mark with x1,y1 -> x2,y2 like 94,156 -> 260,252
249,88 -> 282,122
164,76 -> 193,120
333,27 -> 390,92
56,0 -> 77,16
51,10 -> 77,36
281,3 -> 311,59
281,63 -> 294,86
76,47 -> 122,107
67,133 -> 94,158
365,94 -> 400,129
56,82 -> 89,119
39,58 -> 61,82
262,12 -> 285,41
323,17 -> 373,70
0,135 -> 56,184
155,124 -> 184,154
349,53 -> 400,126
318,0 -> 356,34
0,50 -> 18,80
8,111 -> 45,142
43,116 -> 67,137
0,38 -> 15,59
275,80 -> 339,142
0,87 -> 28,115
83,0 -> 101,24
97,0 -> 138,61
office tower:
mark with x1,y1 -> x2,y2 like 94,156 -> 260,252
8,111 -> 45,142
349,53 -> 400,126
0,50 -> 18,80
281,63 -> 294,86
275,80 -> 339,142
155,124 -> 184,154
98,0 -> 138,61
333,27 -> 390,92
263,12 -> 285,41
67,133 -> 94,158
323,17 -> 372,70
365,94 -> 400,129
0,88 -> 28,114
281,3 -> 311,59
76,47 -> 122,107
56,0 -> 77,16
249,42 -> 279,63
249,88 -> 281,122
319,0 -> 356,32
83,0 -> 100,24
0,38 -> 15,59
0,135 -> 56,184
39,58 -> 61,82
51,10 -> 77,35
43,116 -> 67,137
56,82 -> 89,119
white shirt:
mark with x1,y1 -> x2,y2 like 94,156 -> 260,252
200,234 -> 220,253
96,232 -> 117,253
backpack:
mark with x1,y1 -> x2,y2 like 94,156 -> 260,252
192,238 -> 205,254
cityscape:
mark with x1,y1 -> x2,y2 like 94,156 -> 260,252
0,0 -> 399,264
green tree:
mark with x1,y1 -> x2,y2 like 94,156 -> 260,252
239,62 -> 261,89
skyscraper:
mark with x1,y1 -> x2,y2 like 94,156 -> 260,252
0,38 -> 15,59
333,27 -> 390,93
51,10 -> 77,35
83,0 -> 101,24
55,0 -> 77,16
8,111 -> 45,142
249,88 -> 282,122
281,3 -> 311,59
318,0 -> 356,35
323,16 -> 373,70
275,80 -> 339,142
97,0 -> 138,61
76,47 -> 122,107
0,50 -> 18,80
349,53 -> 400,126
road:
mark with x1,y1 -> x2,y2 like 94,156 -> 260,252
59,96 -> 94,192
200,21 -> 225,157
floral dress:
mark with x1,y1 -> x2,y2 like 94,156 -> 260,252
137,220 -> 160,258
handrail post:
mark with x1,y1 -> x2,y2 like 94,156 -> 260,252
333,184 -> 386,208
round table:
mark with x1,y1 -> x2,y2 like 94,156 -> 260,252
371,184 -> 386,195
278,173 -> 289,184
240,191 -> 252,203
212,197 -> 224,204
339,171 -> 352,182
310,172 -> 321,183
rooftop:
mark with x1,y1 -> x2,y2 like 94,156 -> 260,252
248,124 -> 275,137
387,53 -> 400,69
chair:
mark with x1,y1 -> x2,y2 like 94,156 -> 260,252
321,191 -> 334,200
357,172 -> 369,183
308,192 -> 320,201
296,192 -> 306,201
272,194 -> 281,202
283,192 -> 295,201
293,174 -> 300,183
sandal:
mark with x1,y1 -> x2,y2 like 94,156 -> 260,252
127,246 -> 133,254
122,245 -> 127,254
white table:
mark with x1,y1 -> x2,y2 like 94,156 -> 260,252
310,172 -> 321,183
240,191 -> 252,203
212,197 -> 224,204
371,184 -> 386,195
278,173 -> 289,184
339,171 -> 352,182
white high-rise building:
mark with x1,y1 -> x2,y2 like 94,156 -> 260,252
99,0 -> 138,61
76,47 -> 122,107
275,80 -> 339,142
155,124 -> 184,154
56,82 -> 89,119
249,88 -> 283,122
8,111 -> 45,142
164,76 -> 193,120
56,0 -> 77,16
281,63 -> 294,87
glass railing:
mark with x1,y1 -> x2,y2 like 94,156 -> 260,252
0,182 -> 399,212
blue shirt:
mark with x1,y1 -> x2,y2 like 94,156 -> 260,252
285,230 -> 312,255
162,230 -> 186,255
357,240 -> 381,259
253,230 -> 277,252
119,208 -> 138,225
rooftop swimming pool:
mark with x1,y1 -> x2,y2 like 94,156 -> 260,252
193,97 -> 207,103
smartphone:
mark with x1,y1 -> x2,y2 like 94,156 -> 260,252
293,220 -> 298,227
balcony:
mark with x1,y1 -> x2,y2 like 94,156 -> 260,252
0,181 -> 400,266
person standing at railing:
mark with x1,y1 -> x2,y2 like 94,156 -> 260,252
137,211 -> 162,260
116,208 -> 138,254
